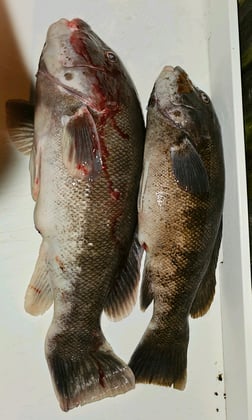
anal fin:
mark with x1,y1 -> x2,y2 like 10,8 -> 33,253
25,240 -> 53,315
190,218 -> 223,318
104,234 -> 143,321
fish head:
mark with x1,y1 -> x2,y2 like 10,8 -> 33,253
148,66 -> 218,139
38,18 -> 131,106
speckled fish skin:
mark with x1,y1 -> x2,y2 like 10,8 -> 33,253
129,66 -> 224,389
7,18 -> 145,411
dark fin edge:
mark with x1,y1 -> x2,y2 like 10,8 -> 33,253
104,234 -> 143,321
129,333 -> 187,390
190,218 -> 223,318
47,345 -> 135,412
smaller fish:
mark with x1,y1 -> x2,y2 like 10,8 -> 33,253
129,66 -> 225,389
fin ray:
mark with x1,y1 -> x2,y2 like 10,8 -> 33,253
24,241 -> 53,315
46,336 -> 134,411
6,99 -> 34,154
104,234 -> 143,321
129,322 -> 188,390
62,107 -> 102,180
170,136 -> 209,194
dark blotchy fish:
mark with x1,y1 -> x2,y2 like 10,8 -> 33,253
129,66 -> 224,389
6,18 -> 145,411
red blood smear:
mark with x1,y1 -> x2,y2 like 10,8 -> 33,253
30,285 -> 41,294
77,163 -> 89,175
69,26 -> 128,242
110,189 -> 121,200
142,242 -> 148,251
70,33 -> 88,58
111,116 -> 129,140
67,19 -> 83,30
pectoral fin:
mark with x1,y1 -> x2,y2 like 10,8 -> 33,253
6,99 -> 34,154
170,136 -> 209,194
62,107 -> 102,181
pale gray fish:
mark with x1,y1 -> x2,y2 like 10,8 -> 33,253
6,18 -> 145,411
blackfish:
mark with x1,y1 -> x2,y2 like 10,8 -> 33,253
6,18 -> 145,411
129,66 -> 225,389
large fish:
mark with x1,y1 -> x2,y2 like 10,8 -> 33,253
6,18 -> 145,411
129,66 -> 224,389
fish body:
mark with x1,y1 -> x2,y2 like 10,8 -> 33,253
129,66 -> 224,389
7,18 -> 145,411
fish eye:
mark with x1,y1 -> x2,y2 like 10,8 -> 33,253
199,90 -> 210,104
105,51 -> 117,62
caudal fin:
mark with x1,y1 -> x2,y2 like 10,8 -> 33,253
129,326 -> 188,390
46,339 -> 134,411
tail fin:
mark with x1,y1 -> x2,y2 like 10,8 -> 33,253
46,338 -> 134,411
129,324 -> 188,390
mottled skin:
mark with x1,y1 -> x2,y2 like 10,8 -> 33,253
129,66 -> 224,389
7,19 -> 145,411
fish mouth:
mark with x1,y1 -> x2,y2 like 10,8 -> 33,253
152,65 -> 198,128
159,66 -> 194,95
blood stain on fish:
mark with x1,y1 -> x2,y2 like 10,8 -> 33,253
55,256 -> 65,271
30,285 -> 41,294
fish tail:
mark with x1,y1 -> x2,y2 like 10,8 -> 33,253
45,334 -> 134,411
129,322 -> 188,390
